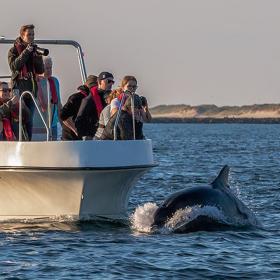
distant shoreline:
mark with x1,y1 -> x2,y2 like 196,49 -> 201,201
151,117 -> 280,124
150,104 -> 280,123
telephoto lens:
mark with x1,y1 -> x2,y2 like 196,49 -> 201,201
34,45 -> 49,56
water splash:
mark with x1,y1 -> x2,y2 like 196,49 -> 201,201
131,202 -> 257,234
164,205 -> 228,232
130,202 -> 158,233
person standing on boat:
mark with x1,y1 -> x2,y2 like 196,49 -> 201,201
35,56 -> 62,140
60,75 -> 98,140
8,24 -> 44,140
75,72 -> 114,139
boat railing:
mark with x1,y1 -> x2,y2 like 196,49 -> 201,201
0,38 -> 87,84
0,38 -> 87,141
0,75 -> 11,79
19,91 -> 50,141
113,92 -> 136,140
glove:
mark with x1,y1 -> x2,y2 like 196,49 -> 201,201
26,43 -> 34,52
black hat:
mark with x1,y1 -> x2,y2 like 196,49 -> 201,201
98,72 -> 114,81
85,75 -> 98,88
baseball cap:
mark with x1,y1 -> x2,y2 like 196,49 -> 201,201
98,72 -> 114,81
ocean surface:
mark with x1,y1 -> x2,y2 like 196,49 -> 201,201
0,124 -> 280,279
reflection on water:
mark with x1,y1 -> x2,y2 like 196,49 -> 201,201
0,219 -> 128,233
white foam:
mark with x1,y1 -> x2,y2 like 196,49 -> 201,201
131,202 -> 258,234
130,202 -> 158,233
164,205 -> 228,232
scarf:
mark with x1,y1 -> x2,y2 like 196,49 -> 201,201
90,86 -> 104,117
2,118 -> 15,141
14,37 -> 35,79
37,77 -> 58,112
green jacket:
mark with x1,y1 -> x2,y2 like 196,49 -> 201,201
8,37 -> 44,96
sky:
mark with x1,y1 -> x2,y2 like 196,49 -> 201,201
0,0 -> 280,107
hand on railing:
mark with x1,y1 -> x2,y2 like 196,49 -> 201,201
10,95 -> 19,105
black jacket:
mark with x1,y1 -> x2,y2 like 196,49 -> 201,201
101,110 -> 144,140
75,89 -> 107,138
8,37 -> 44,95
60,85 -> 90,140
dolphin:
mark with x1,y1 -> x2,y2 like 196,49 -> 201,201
152,165 -> 256,232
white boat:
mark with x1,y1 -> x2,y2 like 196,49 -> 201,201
0,38 -> 156,221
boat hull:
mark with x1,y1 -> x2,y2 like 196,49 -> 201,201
0,140 -> 156,221
0,167 -> 149,221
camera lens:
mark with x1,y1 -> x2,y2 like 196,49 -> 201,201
35,46 -> 49,56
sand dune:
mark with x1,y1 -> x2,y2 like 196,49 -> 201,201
150,104 -> 280,119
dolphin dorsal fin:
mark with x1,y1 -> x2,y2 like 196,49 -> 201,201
211,165 -> 230,189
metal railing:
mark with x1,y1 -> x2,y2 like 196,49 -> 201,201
1,38 -> 88,141
113,92 -> 136,140
0,38 -> 87,84
46,79 -> 52,138
19,91 -> 50,141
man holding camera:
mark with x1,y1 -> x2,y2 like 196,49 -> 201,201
8,24 -> 45,140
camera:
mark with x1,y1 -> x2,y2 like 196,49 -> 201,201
140,96 -> 147,107
33,44 -> 49,56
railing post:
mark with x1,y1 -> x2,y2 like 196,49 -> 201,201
113,94 -> 126,140
46,80 -> 53,140
19,91 -> 50,141
131,93 -> 136,140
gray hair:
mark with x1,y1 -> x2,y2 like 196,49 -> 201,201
43,56 -> 53,67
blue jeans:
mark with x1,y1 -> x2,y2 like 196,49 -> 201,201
52,125 -> 58,140
23,97 -> 35,141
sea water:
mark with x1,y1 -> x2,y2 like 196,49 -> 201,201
0,124 -> 279,279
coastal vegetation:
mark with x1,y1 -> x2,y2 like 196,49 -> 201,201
150,104 -> 280,123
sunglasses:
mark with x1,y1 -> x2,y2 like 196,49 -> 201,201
0,88 -> 11,93
107,80 -> 115,84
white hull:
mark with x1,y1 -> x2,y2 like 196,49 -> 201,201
0,140 -> 155,221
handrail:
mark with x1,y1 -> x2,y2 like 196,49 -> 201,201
131,93 -> 136,140
0,38 -> 87,84
46,80 -> 53,139
113,92 -> 136,140
113,94 -> 126,140
19,91 -> 50,141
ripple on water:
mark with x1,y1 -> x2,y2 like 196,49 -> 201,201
0,124 -> 280,279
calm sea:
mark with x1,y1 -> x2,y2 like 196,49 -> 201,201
0,124 -> 279,279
